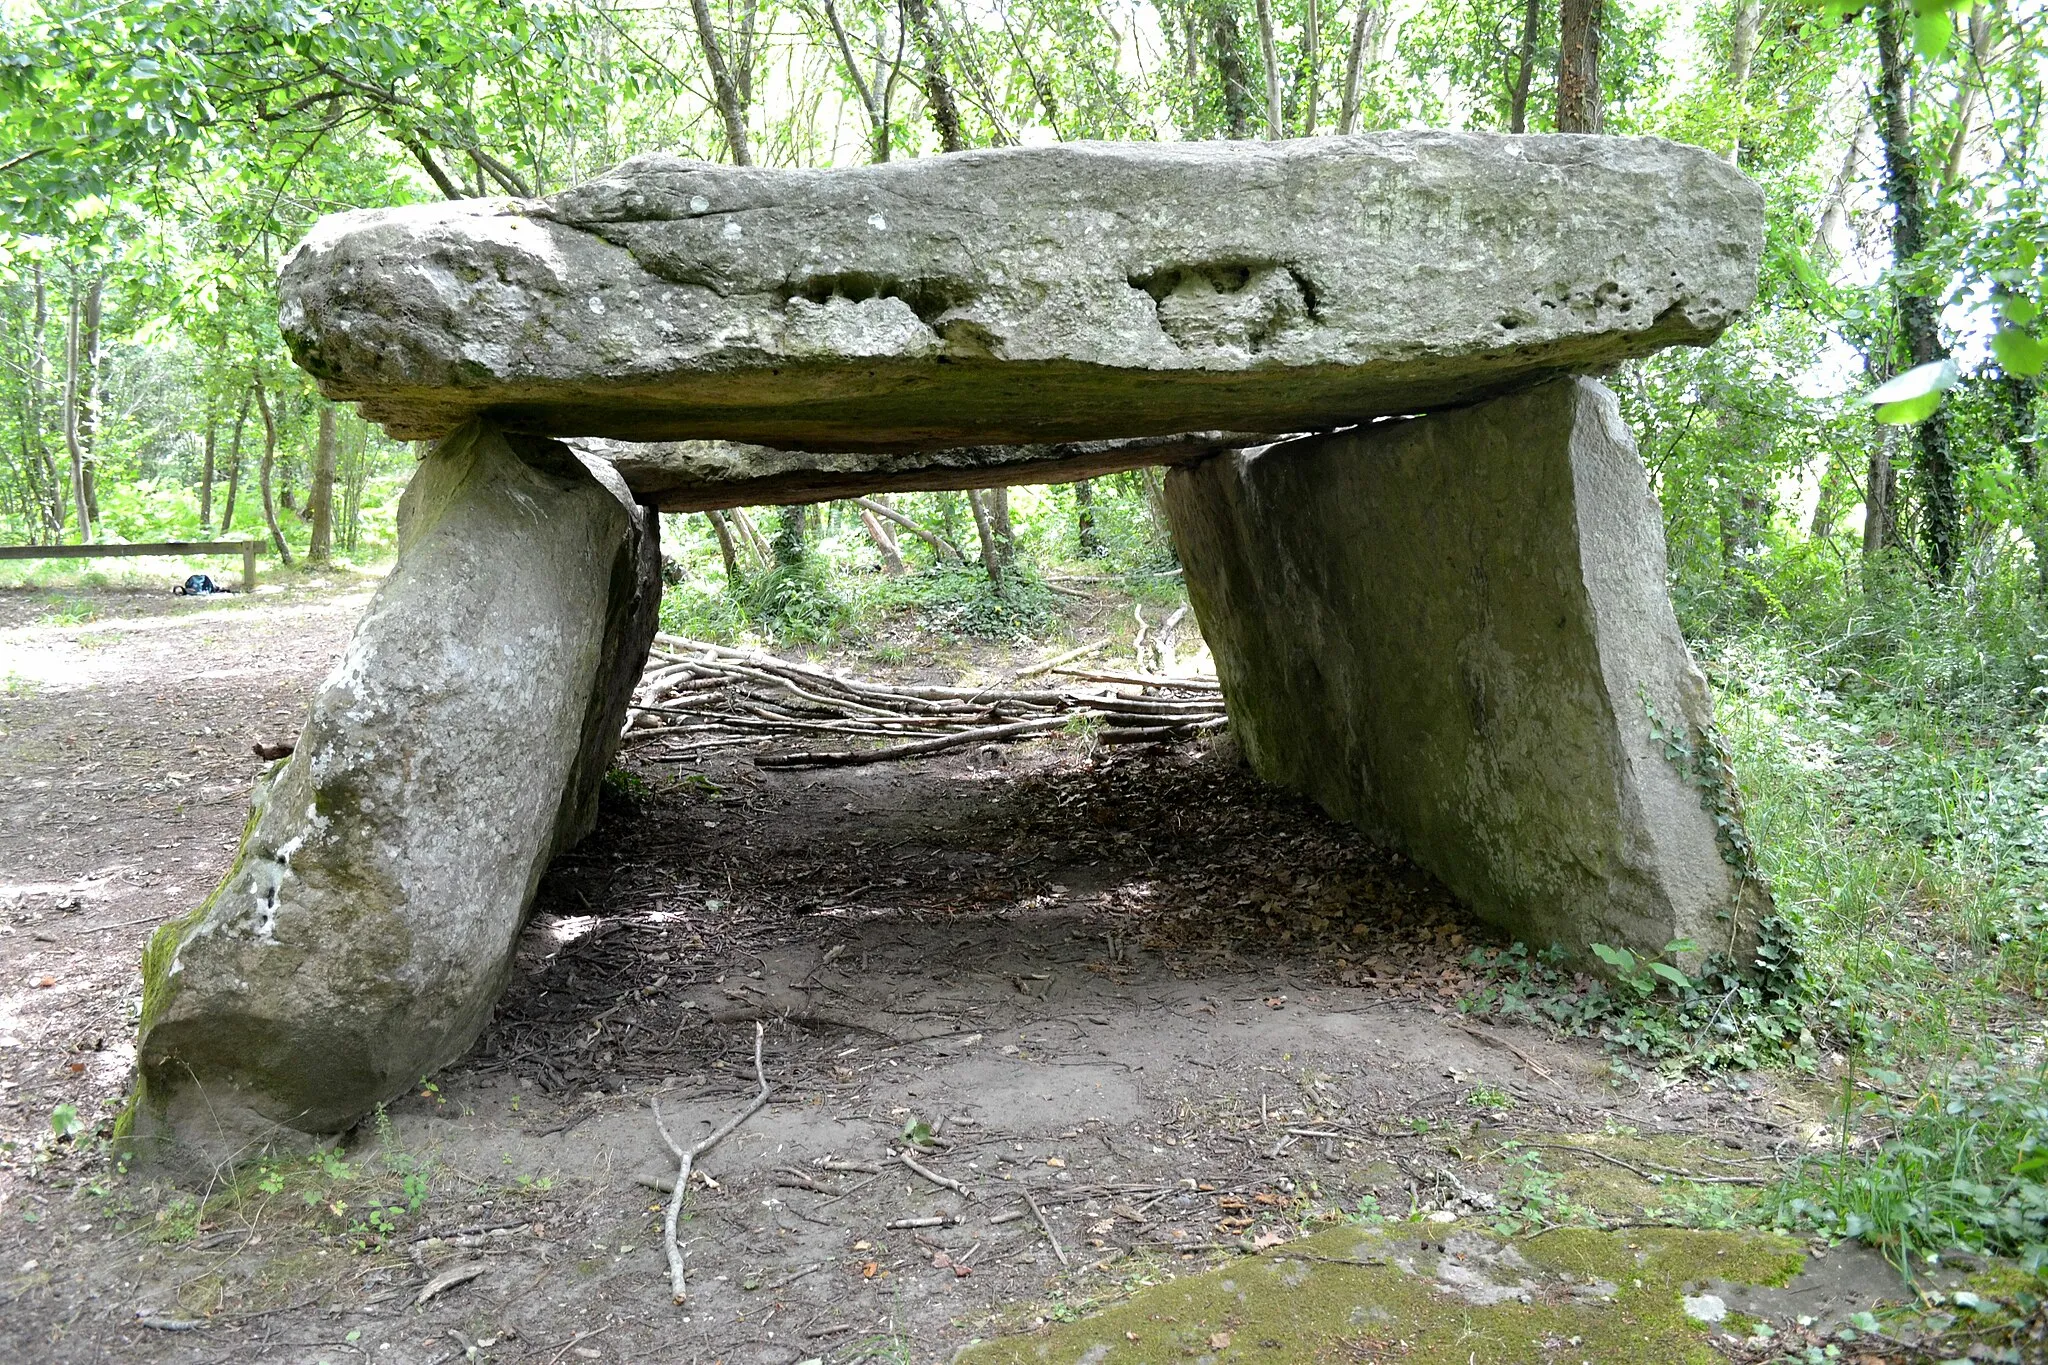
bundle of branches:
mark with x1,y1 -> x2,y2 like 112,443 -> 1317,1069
621,633 -> 1226,768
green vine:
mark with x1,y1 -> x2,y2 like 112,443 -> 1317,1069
1642,692 -> 1802,999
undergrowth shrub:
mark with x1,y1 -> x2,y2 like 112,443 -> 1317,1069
1765,1060 -> 2048,1274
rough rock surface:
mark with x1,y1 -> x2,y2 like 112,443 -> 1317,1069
1166,378 -> 1769,966
581,431 -> 1261,510
126,423 -> 659,1166
281,134 -> 1762,449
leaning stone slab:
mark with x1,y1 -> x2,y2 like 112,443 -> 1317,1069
280,133 -> 1762,450
124,423 -> 659,1168
1166,378 -> 1769,967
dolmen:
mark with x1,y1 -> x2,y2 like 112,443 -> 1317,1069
127,132 -> 1771,1169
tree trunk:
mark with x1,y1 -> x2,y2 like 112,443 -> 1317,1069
969,488 -> 1003,589
62,289 -> 90,543
26,265 -> 61,537
1302,0 -> 1319,133
821,0 -> 889,161
1074,479 -> 1104,557
1863,428 -> 1897,563
200,396 -> 218,532
308,404 -> 337,566
1726,0 -> 1759,163
1942,5 -> 1992,187
705,508 -> 743,581
221,387 -> 251,533
860,506 -> 907,575
1510,0 -> 1542,132
1874,0 -> 1960,580
1254,0 -> 1285,138
728,506 -> 774,569
904,0 -> 968,152
75,276 -> 102,528
2001,374 -> 2046,597
1210,1 -> 1256,139
691,0 -> 754,165
854,496 -> 966,563
1556,0 -> 1603,133
771,504 -> 809,569
1338,0 -> 1379,133
254,385 -> 293,566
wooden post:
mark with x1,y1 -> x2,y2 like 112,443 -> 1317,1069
243,542 -> 258,592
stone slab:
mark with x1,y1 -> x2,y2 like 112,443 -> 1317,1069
1166,378 -> 1769,967
280,133 -> 1762,451
125,423 -> 658,1167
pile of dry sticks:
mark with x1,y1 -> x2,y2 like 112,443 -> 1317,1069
621,634 -> 1226,768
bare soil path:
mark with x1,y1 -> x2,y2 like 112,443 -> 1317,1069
0,583 -> 1892,1365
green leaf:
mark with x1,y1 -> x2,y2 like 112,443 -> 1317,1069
1590,943 -> 1634,971
1662,938 -> 1699,956
1649,962 -> 1693,989
1992,327 -> 2048,378
1912,8 -> 1953,58
1875,392 -> 1946,424
1866,359 -> 1958,421
2002,294 -> 2042,327
49,1103 -> 83,1140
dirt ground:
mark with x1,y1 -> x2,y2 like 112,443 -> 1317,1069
0,582 -> 1910,1364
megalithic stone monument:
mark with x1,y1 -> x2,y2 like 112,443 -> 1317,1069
129,131 -> 1771,1168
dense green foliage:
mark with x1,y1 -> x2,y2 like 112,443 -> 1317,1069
3,0 -> 2047,1286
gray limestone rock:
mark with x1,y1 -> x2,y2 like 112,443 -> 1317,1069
1166,378 -> 1769,967
280,134 -> 1762,450
125,423 -> 659,1168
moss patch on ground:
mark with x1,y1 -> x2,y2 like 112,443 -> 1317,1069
959,1222 -> 1804,1365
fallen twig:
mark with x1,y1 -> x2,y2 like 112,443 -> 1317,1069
653,1022 -> 771,1304
1021,1190 -> 1069,1268
898,1149 -> 973,1199
413,1262 -> 485,1308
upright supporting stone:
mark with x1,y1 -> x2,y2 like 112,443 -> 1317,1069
126,423 -> 660,1170
1167,378 -> 1768,967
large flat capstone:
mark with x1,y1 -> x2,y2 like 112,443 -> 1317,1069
125,423 -> 659,1168
280,133 -> 1762,451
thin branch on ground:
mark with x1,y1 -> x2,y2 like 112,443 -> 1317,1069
653,1021 -> 771,1304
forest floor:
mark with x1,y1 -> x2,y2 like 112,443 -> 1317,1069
0,580 -> 1974,1364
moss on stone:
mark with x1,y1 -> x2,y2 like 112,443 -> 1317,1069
958,1222 -> 1804,1365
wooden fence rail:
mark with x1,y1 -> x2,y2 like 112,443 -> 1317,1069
0,541 -> 264,591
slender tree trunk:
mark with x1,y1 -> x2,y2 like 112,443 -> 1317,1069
1338,0 -> 1378,133
1074,479 -> 1103,557
771,503 -> 809,569
859,507 -> 906,575
62,289 -> 90,543
2000,374 -> 2047,596
705,508 -> 743,581
221,387 -> 250,533
904,0 -> 968,151
691,0 -> 754,165
969,488 -> 1003,589
308,405 -> 337,566
1302,0 -> 1319,133
822,0 -> 890,161
26,265 -> 61,536
1874,0 -> 1960,580
728,506 -> 774,569
855,496 -> 965,563
75,277 -> 102,528
199,396 -> 218,532
254,385 -> 293,566
1863,433 -> 1898,563
1556,0 -> 1603,133
1254,0 -> 1285,138
1510,0 -> 1542,132
1726,0 -> 1760,163
1942,6 -> 1992,187
1209,1 -> 1255,139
